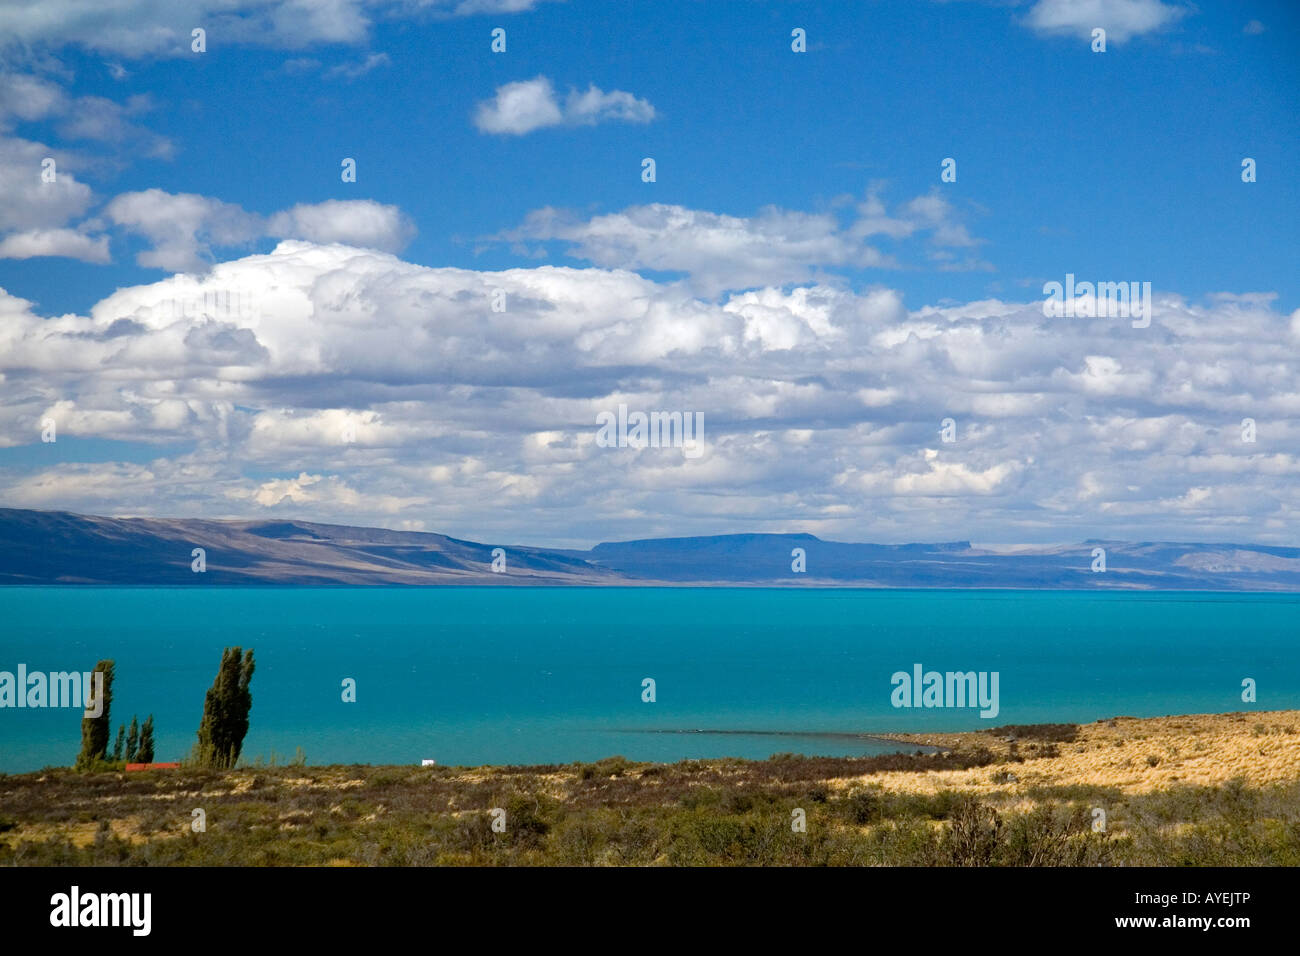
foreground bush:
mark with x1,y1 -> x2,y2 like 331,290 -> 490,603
2,753 -> 1296,866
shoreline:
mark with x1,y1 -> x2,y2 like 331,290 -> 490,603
4,708 -> 1298,866
4,709 -> 1292,776
596,727 -> 949,758
3,708 -> 1294,777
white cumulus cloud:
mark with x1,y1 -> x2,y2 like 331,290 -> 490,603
0,228 -> 110,263
0,239 -> 1295,546
502,191 -> 986,296
1024,0 -> 1188,43
474,76 -> 655,135
267,199 -> 416,253
106,190 -> 415,272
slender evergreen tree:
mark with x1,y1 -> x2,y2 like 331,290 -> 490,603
112,725 -> 125,763
76,660 -> 114,770
126,715 -> 139,763
137,715 -> 155,764
195,648 -> 255,769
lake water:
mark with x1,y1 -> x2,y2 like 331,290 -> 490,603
1,587 -> 1296,773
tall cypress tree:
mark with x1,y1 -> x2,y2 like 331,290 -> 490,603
76,660 -> 114,770
195,648 -> 255,769
112,725 -> 125,763
126,715 -> 139,763
137,715 -> 155,764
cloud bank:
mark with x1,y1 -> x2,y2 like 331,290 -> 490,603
2,241 -> 1295,547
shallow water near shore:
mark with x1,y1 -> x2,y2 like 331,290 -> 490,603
1,587 -> 1296,773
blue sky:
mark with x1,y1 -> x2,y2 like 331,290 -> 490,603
0,0 -> 1298,547
6,0 -> 1298,314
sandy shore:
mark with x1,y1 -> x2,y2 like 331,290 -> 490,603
869,709 -> 1300,795
3,709 -> 1298,865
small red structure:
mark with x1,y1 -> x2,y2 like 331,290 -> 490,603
125,762 -> 180,771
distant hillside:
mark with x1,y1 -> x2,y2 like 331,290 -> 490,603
0,509 -> 621,586
564,535 -> 1300,589
2,508 -> 1300,589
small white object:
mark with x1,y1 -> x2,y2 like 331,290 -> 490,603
421,759 -> 436,767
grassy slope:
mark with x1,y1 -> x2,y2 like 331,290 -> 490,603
2,710 -> 1298,866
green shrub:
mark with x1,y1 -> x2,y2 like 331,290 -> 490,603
844,788 -> 881,824
940,798 -> 1001,865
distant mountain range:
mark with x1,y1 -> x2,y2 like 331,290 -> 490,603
2,508 -> 1299,590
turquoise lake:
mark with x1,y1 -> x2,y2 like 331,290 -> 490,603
1,587 -> 1296,773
